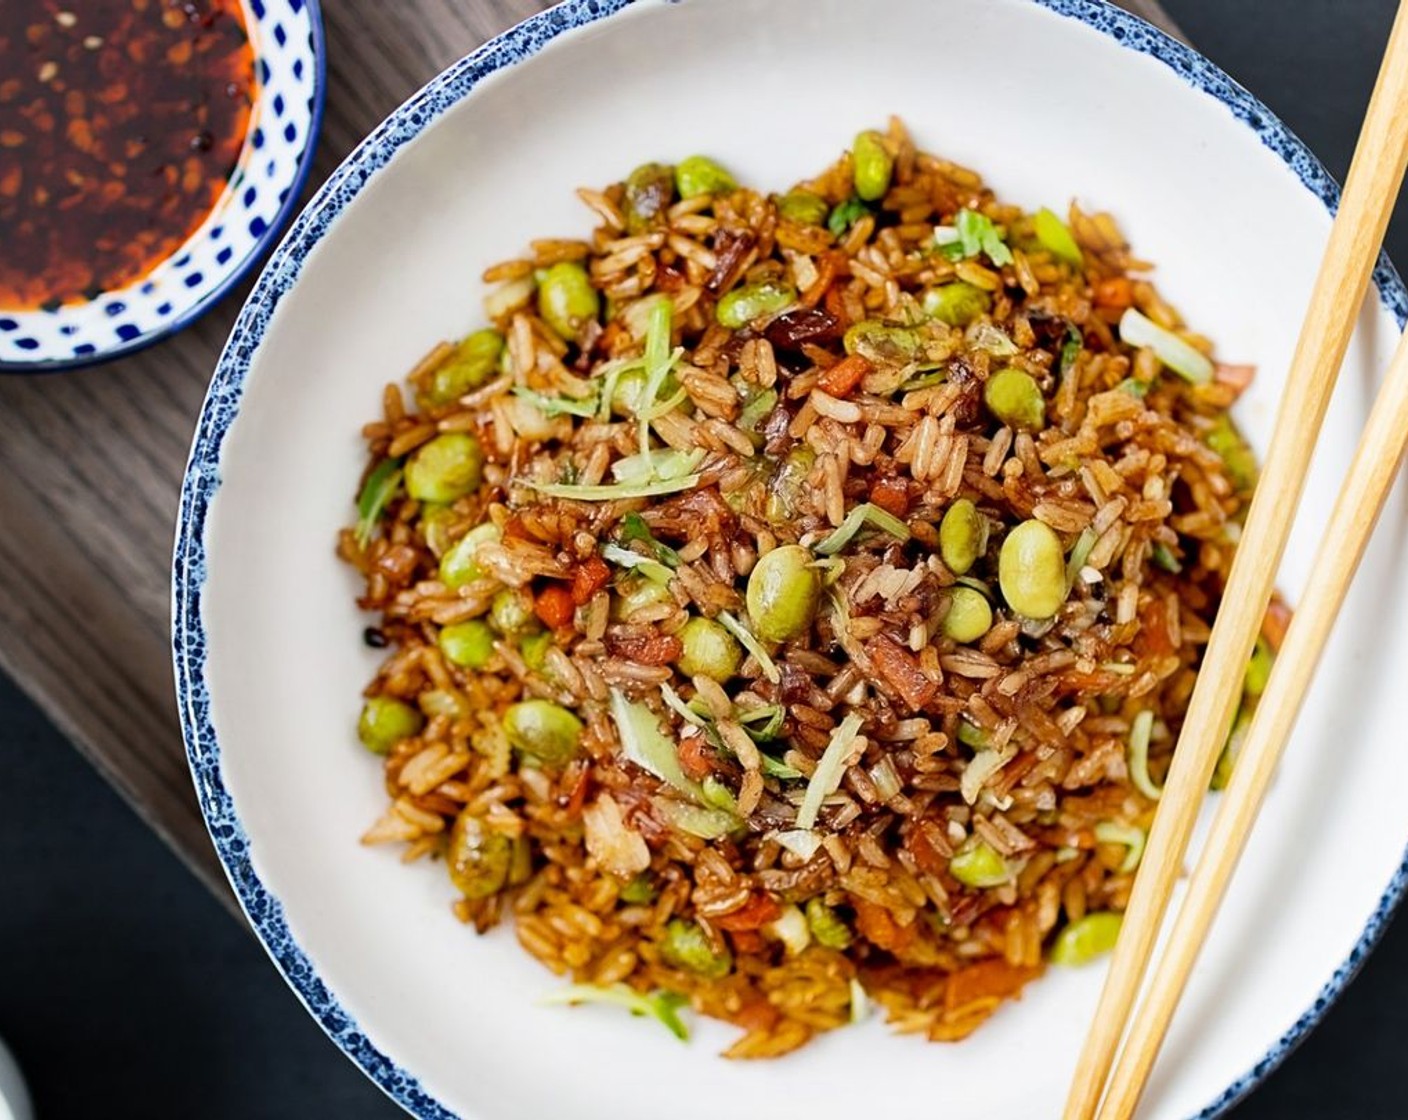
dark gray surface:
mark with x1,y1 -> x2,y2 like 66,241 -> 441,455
3,1 -> 1407,1116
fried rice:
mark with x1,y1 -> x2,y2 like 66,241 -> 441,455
338,117 -> 1275,1057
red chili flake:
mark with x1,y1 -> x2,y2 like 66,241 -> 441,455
713,894 -> 783,931
869,475 -> 910,518
534,584 -> 576,630
572,555 -> 612,605
816,353 -> 872,398
0,0 -> 256,308
867,634 -> 938,711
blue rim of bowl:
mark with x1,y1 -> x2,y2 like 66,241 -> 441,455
0,0 -> 329,376
171,1 -> 1408,1116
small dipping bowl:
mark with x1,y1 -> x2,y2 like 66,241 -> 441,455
0,0 -> 325,372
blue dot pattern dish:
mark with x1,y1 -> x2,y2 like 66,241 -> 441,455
171,1 -> 1408,1118
0,0 -> 326,372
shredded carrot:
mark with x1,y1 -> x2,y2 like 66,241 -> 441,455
854,898 -> 917,953
572,555 -> 612,605
1093,275 -> 1133,311
714,894 -> 783,931
534,584 -> 575,629
869,475 -> 910,518
817,353 -> 872,397
676,732 -> 715,782
943,959 -> 1040,1015
867,634 -> 938,710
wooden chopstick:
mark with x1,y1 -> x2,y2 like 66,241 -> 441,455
1094,300 -> 1408,1120
1063,5 -> 1408,1118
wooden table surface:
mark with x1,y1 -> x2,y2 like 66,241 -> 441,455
0,0 -> 1180,912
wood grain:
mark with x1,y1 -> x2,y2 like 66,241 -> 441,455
0,0 -> 1182,913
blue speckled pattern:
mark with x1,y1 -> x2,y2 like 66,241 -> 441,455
172,2 -> 1408,1117
0,0 -> 326,373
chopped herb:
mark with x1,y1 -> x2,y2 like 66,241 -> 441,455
659,682 -> 707,728
1126,709 -> 1161,801
1065,526 -> 1099,589
355,457 -> 404,548
1059,324 -> 1083,376
1117,377 -> 1150,398
539,983 -> 690,1041
828,197 -> 869,236
609,688 -> 707,803
1150,541 -> 1182,573
796,713 -> 864,829
813,502 -> 912,556
716,611 -> 781,683
1094,821 -> 1146,873
511,385 -> 599,418
759,753 -> 804,780
775,829 -> 822,861
941,208 -> 1013,266
701,775 -> 739,814
601,543 -> 674,584
619,874 -> 656,904
1032,207 -> 1083,267
619,512 -> 682,567
653,797 -> 740,839
1118,307 -> 1214,384
737,703 -> 786,742
528,474 -> 702,501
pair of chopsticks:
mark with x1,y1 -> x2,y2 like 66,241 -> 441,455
1065,4 -> 1408,1119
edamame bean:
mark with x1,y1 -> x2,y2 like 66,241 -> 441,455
610,366 -> 680,418
537,261 -> 601,340
999,519 -> 1066,620
1050,911 -> 1123,966
490,588 -> 539,636
357,696 -> 424,755
439,522 -> 500,589
949,839 -> 1011,888
746,544 -> 821,643
765,445 -> 816,523
660,919 -> 732,978
425,329 -> 504,405
804,898 -> 853,950
843,319 -> 922,365
923,282 -> 991,327
503,699 -> 583,767
984,368 -> 1046,431
675,155 -> 737,200
611,577 -> 676,622
939,499 -> 986,575
1244,637 -> 1273,696
715,280 -> 796,330
624,162 -> 675,234
439,619 -> 496,669
519,630 -> 553,672
852,130 -> 894,203
405,432 -> 484,504
943,586 -> 993,644
776,189 -> 830,226
447,812 -> 513,899
676,616 -> 743,681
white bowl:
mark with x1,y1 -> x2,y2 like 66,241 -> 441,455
172,1 -> 1408,1117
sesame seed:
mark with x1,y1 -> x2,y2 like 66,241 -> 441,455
37,61 -> 58,83
83,35 -> 103,49
54,10 -> 77,27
